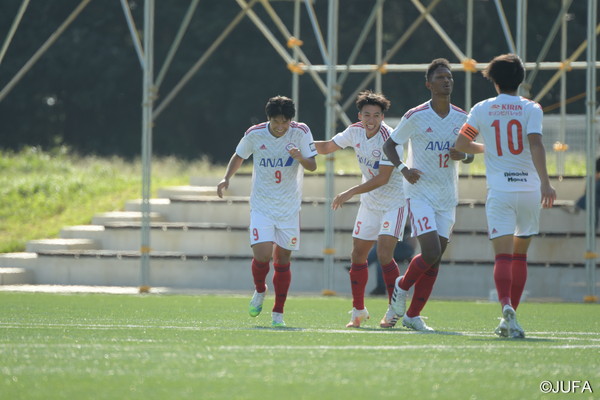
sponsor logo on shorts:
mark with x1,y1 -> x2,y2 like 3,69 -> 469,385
382,221 -> 390,230
291,237 -> 298,246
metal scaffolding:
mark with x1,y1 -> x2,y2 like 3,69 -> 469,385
0,0 -> 597,299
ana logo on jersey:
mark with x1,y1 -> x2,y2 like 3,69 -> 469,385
259,157 -> 295,167
356,154 -> 379,169
425,141 -> 451,151
372,150 -> 381,158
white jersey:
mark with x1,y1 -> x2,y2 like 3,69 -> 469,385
390,101 -> 468,211
332,121 -> 405,211
460,93 -> 542,192
236,121 -> 317,220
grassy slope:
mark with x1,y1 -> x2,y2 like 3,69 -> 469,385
0,292 -> 598,400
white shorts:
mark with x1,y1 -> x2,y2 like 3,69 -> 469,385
249,211 -> 300,251
486,189 -> 541,239
407,198 -> 455,239
352,204 -> 408,241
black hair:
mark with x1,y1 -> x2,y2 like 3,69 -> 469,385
265,96 -> 295,120
425,58 -> 451,82
483,54 -> 525,92
355,90 -> 391,113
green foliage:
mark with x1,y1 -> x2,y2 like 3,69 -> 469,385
0,148 -> 218,253
0,292 -> 598,399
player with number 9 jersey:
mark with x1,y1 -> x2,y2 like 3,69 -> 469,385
217,96 -> 317,328
236,120 -> 317,220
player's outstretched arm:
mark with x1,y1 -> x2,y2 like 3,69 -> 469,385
382,138 -> 402,167
217,153 -> 244,198
314,140 -> 341,155
529,134 -> 556,208
331,165 -> 393,210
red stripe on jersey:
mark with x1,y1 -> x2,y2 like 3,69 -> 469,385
459,123 -> 478,141
451,104 -> 468,115
350,121 -> 363,129
379,125 -> 390,140
244,122 -> 268,136
394,207 -> 405,238
404,103 -> 430,119
290,121 -> 309,133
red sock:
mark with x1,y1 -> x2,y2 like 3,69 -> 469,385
399,254 -> 432,291
272,263 -> 291,313
381,259 -> 400,302
349,262 -> 369,310
494,254 -> 513,307
406,267 -> 438,317
251,259 -> 270,292
511,253 -> 528,310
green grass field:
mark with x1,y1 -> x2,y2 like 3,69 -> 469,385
1,292 -> 598,400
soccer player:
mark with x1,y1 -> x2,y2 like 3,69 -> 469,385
455,54 -> 556,338
217,95 -> 317,327
383,58 -> 473,331
315,90 -> 407,329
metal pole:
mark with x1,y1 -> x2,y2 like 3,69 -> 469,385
465,0 -> 473,111
493,0 -> 516,54
0,0 -> 30,66
292,0 -> 301,117
140,0 -> 155,293
585,0 -> 597,302
155,0 -> 200,90
0,0 -> 92,103
323,0 -> 338,294
119,0 -> 145,69
559,0 -> 568,177
375,3 -> 382,93
516,0 -> 528,97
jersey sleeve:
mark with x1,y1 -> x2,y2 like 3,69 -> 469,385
526,102 -> 543,135
300,128 -> 318,158
390,116 -> 413,145
331,126 -> 354,149
235,134 -> 253,159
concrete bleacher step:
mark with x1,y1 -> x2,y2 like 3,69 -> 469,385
57,221 -> 594,265
0,251 -> 592,301
157,186 -> 218,199
91,211 -> 167,225
0,267 -> 33,285
26,238 -> 100,253
123,195 -> 585,233
191,174 -> 585,201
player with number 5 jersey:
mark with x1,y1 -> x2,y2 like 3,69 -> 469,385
217,96 -> 317,327
455,54 -> 556,338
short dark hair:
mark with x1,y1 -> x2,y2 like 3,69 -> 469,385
265,96 -> 295,119
425,58 -> 451,82
483,53 -> 525,92
355,90 -> 391,113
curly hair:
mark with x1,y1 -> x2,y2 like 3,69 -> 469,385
355,90 -> 391,113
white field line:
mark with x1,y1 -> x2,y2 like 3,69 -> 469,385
0,322 -> 599,343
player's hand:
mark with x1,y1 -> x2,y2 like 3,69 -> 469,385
402,168 -> 423,184
288,147 -> 302,160
541,183 -> 556,208
332,190 -> 353,210
217,179 -> 229,198
449,147 -> 466,161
